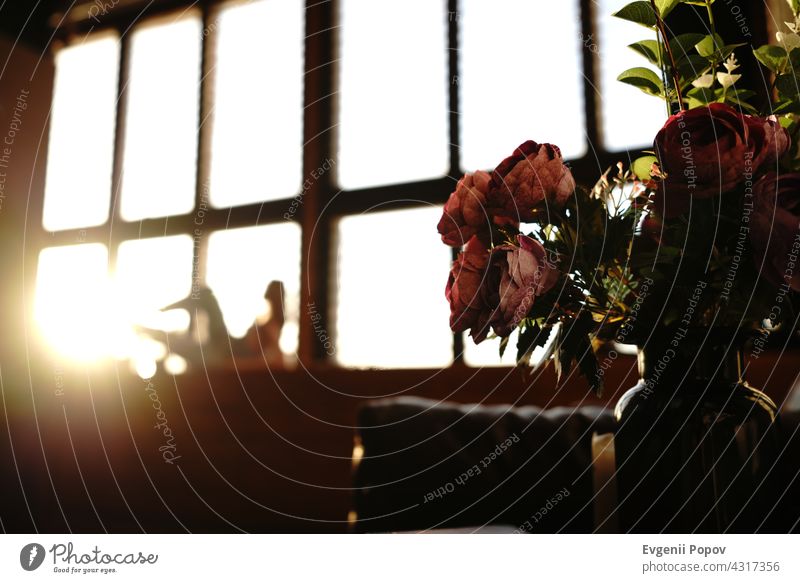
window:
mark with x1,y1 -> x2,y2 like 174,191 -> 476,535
459,0 -> 586,170
37,0 -> 657,373
596,0 -> 665,151
206,224 -> 302,352
42,35 -> 119,231
120,14 -> 202,221
337,0 -> 450,189
334,207 -> 452,368
209,0 -> 305,206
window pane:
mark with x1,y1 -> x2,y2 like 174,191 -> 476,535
463,330 -> 520,367
597,0 -> 665,151
43,35 -> 119,231
206,224 -> 301,360
337,0 -> 449,189
115,235 -> 194,324
463,327 -> 557,367
34,244 -> 111,361
459,0 -> 586,171
208,0 -> 304,207
120,14 -> 202,221
335,207 -> 452,368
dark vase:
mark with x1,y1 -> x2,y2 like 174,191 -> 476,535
614,337 -> 782,533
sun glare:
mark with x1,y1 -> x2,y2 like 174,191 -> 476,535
34,244 -> 122,362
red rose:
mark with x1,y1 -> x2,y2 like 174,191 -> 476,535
653,104 -> 789,207
446,236 -> 496,343
750,172 -> 800,291
491,235 -> 560,336
438,171 -> 514,247
489,140 -> 576,222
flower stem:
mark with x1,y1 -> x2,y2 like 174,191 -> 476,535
705,1 -> 719,72
705,0 -> 715,33
650,0 -> 684,112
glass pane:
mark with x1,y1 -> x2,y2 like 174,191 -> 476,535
206,224 -> 301,361
43,35 -> 119,231
208,0 -> 305,207
115,236 -> 193,377
34,244 -> 111,361
120,14 -> 202,221
335,207 -> 452,368
597,0 -> 666,151
337,0 -> 449,189
463,327 -> 557,367
463,329 -> 520,367
459,0 -> 585,171
115,235 -> 194,325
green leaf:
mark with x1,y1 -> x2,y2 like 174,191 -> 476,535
696,34 -> 744,64
677,55 -> 712,87
576,335 -> 603,397
789,0 -> 800,16
754,45 -> 788,73
695,34 -> 724,59
776,74 -> 800,100
617,67 -> 664,96
723,94 -> 758,114
632,156 -> 658,181
726,87 -> 756,100
686,86 -> 717,107
613,1 -> 658,29
516,324 -> 543,366
670,33 -> 706,60
789,47 -> 800,69
499,335 -> 509,358
773,99 -> 800,115
555,313 -> 597,387
629,40 -> 663,66
655,0 -> 682,18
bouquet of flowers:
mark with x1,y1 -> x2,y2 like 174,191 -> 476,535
438,0 -> 800,394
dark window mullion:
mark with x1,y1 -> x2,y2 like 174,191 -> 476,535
579,0 -> 601,153
448,0 -> 461,178
448,0 -> 463,364
300,0 -> 336,364
107,27 -> 132,272
194,3 -> 215,290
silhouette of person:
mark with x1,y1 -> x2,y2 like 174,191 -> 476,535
246,280 -> 286,368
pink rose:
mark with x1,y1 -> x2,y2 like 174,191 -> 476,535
653,103 -> 789,204
750,172 -> 800,291
438,171 -> 514,247
446,236 -> 496,343
489,141 -> 576,222
491,235 -> 560,336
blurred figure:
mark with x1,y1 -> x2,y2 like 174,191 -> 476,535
246,280 -> 286,368
138,285 -> 237,371
162,286 -> 232,366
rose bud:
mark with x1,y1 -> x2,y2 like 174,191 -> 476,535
446,235 -> 496,343
438,171 -> 513,247
489,140 -> 576,222
491,235 -> 560,337
750,172 -> 800,291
